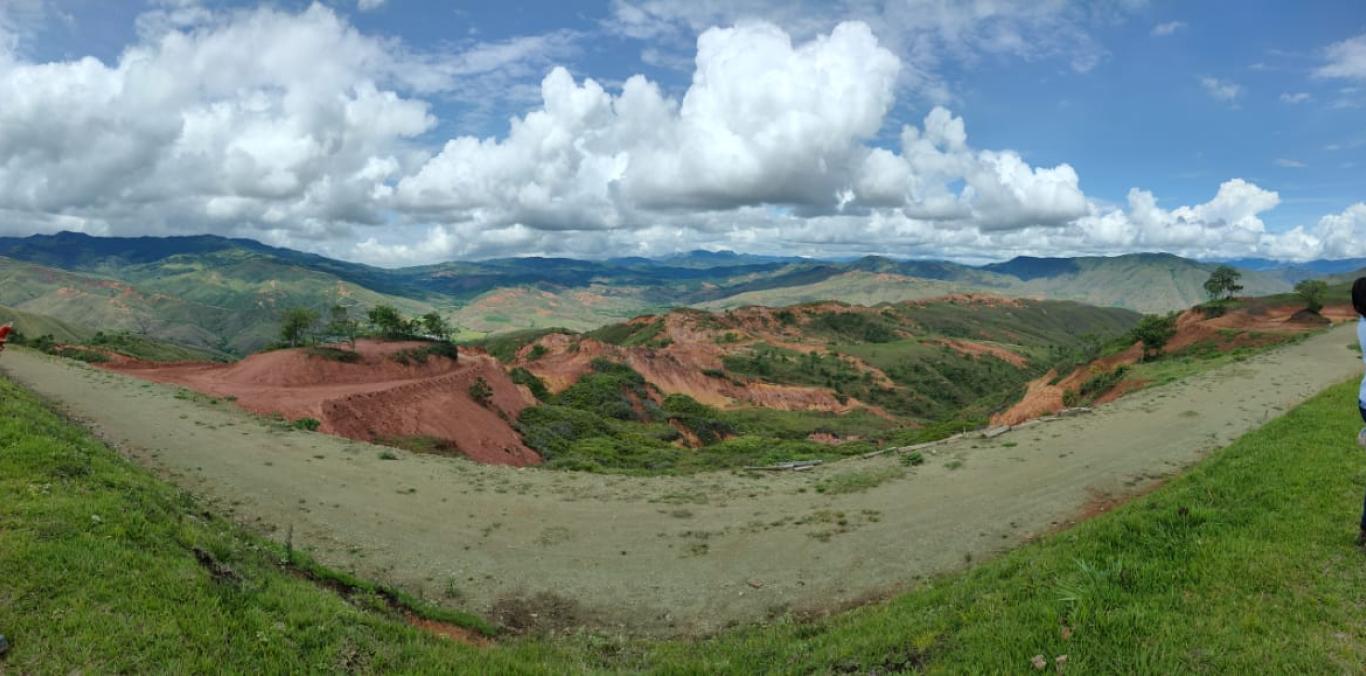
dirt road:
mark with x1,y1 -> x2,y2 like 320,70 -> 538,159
2,324 -> 1357,635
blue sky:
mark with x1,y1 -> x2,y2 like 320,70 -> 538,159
1,1 -> 1364,264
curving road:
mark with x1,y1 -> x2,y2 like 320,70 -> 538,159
1,323 -> 1356,635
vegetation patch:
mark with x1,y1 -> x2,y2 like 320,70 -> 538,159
375,435 -> 464,458
465,327 -> 570,363
586,317 -> 667,347
391,341 -> 458,365
813,467 -> 904,495
306,346 -> 361,363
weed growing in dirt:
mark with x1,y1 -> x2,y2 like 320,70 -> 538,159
306,346 -> 361,363
391,341 -> 458,365
813,467 -> 903,495
290,418 -> 321,431
467,377 -> 494,407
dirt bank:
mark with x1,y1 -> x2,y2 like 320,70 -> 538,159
103,339 -> 538,466
1,323 -> 1352,635
992,303 -> 1346,427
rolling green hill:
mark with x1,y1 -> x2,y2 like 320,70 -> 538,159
0,303 -> 91,343
0,233 -> 1323,354
0,253 -> 431,354
999,253 -> 1290,313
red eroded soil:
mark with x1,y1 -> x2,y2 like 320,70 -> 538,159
102,339 -> 539,466
991,302 -> 1348,427
933,338 -> 1028,367
516,313 -> 872,414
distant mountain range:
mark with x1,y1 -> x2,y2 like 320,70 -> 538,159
0,232 -> 1353,355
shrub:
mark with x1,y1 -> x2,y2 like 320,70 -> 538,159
290,418 -> 321,431
509,367 -> 550,401
901,451 -> 925,466
279,307 -> 319,347
306,346 -> 361,363
391,341 -> 458,365
468,377 -> 493,407
814,467 -> 903,494
661,394 -> 735,445
50,347 -> 109,364
515,405 -> 617,460
1066,365 -> 1129,407
811,312 -> 898,343
1131,313 -> 1178,361
528,344 -> 548,360
555,360 -> 654,421
1295,279 -> 1328,314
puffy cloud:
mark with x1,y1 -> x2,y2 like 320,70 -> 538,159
357,0 -> 386,11
1279,91 -> 1311,104
0,2 -> 1352,268
0,3 -> 439,239
1317,33 -> 1366,80
607,0 -> 1125,97
398,21 -> 902,225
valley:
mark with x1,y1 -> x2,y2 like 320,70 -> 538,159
1,321 -> 1352,635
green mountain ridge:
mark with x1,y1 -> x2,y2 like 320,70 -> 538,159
0,232 -> 1321,354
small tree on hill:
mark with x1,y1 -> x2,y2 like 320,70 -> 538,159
1203,265 -> 1244,303
420,311 -> 452,341
280,307 -> 319,348
1294,279 -> 1328,314
326,304 -> 360,349
1132,313 -> 1178,361
367,304 -> 405,339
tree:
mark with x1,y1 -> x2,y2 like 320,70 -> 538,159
367,304 -> 405,338
1132,313 -> 1178,361
279,307 -> 319,348
420,312 -> 451,341
1203,265 -> 1244,302
326,304 -> 360,349
1294,279 -> 1328,314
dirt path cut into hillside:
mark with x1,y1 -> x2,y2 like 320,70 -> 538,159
1,323 -> 1357,636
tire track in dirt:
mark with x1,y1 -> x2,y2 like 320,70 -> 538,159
0,323 -> 1356,636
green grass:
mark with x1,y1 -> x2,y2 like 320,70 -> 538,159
1127,332 -> 1308,389
0,373 -> 506,673
7,372 -> 1366,671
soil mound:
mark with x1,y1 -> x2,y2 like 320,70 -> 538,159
104,339 -> 539,466
991,302 -> 1346,427
1287,309 -> 1331,326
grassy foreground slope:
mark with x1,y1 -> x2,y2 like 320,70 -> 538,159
3,372 -> 1366,672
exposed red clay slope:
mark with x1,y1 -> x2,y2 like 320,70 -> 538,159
991,302 -> 1347,427
103,339 -> 539,466
514,298 -> 1044,417
515,311 -> 873,413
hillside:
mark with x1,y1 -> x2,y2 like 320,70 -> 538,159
0,232 -> 1337,354
3,335 -> 1363,671
0,252 -> 432,354
999,253 -> 1290,313
0,303 -> 91,343
481,296 -> 1140,472
697,270 -> 970,310
104,340 -> 538,465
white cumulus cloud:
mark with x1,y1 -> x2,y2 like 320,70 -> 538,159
0,2 -> 1352,267
1317,33 -> 1366,80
